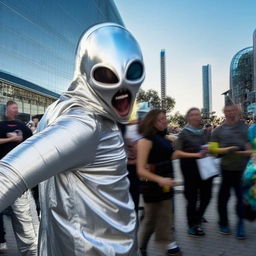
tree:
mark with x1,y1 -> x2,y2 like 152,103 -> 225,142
165,96 -> 175,112
137,89 -> 161,108
137,89 -> 175,113
168,111 -> 186,127
200,110 -> 220,126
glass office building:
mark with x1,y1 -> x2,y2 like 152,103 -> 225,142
254,29 -> 256,91
0,71 -> 59,120
202,64 -> 212,118
0,0 -> 123,120
230,47 -> 253,113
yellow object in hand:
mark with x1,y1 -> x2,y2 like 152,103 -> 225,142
209,142 -> 220,155
163,185 -> 170,192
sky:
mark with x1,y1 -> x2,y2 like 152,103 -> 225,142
114,0 -> 256,116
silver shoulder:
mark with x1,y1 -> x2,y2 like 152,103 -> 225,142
0,108 -> 99,211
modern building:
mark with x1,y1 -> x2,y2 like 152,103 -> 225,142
202,64 -> 212,118
229,47 -> 253,114
160,49 -> 166,109
222,90 -> 233,106
254,29 -> 256,91
0,0 -> 123,120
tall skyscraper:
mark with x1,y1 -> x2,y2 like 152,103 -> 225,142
160,49 -> 166,108
0,0 -> 123,119
253,29 -> 256,91
202,64 -> 212,118
224,29 -> 256,116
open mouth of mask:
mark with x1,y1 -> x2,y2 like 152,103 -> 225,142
111,89 -> 132,117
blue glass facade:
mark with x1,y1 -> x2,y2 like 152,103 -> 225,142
230,47 -> 253,113
0,0 -> 123,119
202,64 -> 212,118
254,29 -> 256,91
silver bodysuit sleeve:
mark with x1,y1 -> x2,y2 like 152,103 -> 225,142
0,109 -> 99,211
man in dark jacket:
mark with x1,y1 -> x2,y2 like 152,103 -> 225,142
0,100 -> 38,255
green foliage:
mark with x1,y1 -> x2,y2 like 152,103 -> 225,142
137,89 -> 175,113
165,96 -> 175,112
168,111 -> 186,127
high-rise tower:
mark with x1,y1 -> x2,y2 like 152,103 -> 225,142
160,49 -> 166,109
253,30 -> 256,91
202,64 -> 212,118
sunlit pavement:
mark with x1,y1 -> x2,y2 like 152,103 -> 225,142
2,160 -> 256,256
144,160 -> 256,256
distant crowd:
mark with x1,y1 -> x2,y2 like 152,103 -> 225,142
123,103 -> 256,256
1,101 -> 256,256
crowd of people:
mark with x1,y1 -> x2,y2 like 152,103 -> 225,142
0,23 -> 256,256
124,103 -> 256,256
0,100 -> 256,256
0,101 -> 39,254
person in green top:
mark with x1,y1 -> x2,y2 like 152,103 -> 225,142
210,104 -> 251,239
242,123 -> 256,220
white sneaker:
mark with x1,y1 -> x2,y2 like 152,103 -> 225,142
0,242 -> 7,251
167,241 -> 178,250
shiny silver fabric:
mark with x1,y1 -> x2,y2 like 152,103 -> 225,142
73,23 -> 145,124
0,23 -> 144,255
11,190 -> 38,256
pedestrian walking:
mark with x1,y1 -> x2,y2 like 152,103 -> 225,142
137,109 -> 181,256
210,104 -> 250,239
124,102 -> 151,214
173,107 -> 213,236
0,100 -> 38,255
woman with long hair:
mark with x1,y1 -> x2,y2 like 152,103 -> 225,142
137,109 -> 180,256
173,107 -> 213,236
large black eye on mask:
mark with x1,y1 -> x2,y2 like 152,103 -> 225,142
93,67 -> 119,84
126,61 -> 143,81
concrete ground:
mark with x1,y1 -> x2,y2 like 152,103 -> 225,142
1,160 -> 256,256
144,160 -> 256,256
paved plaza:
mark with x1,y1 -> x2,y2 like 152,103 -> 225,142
1,160 -> 256,256
146,189 -> 256,256
145,160 -> 256,256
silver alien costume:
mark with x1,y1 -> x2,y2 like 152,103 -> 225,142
0,23 -> 145,255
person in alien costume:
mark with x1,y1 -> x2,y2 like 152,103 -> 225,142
0,23 -> 145,255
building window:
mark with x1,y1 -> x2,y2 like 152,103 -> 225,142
0,79 -> 55,120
